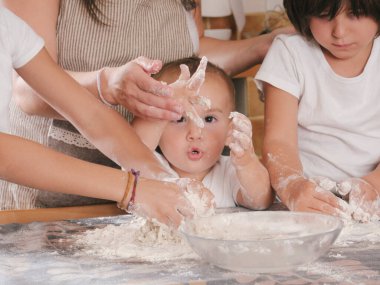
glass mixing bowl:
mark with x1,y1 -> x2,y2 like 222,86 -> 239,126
180,211 -> 343,273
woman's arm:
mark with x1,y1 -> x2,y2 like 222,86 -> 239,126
2,0 -> 182,121
194,0 -> 294,76
0,132 -> 196,227
16,48 -> 169,178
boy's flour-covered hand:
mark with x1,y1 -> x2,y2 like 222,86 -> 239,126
338,178 -> 380,222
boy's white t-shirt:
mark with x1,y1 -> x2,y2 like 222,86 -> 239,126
0,7 -> 44,133
155,152 -> 239,208
255,34 -> 380,181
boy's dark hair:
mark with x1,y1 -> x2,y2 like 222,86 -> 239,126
154,57 -> 236,108
284,0 -> 380,40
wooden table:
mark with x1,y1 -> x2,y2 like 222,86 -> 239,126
0,203 -> 125,224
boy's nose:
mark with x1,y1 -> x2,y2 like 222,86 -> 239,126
331,16 -> 347,39
186,121 -> 203,141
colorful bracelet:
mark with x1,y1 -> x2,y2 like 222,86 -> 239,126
96,68 -> 117,108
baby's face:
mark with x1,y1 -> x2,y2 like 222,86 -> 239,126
159,73 -> 234,181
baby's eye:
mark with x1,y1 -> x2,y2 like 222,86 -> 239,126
174,116 -> 186,123
204,115 -> 216,123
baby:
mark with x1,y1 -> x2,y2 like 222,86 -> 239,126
133,57 -> 273,210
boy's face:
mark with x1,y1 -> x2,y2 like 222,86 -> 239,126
159,72 -> 234,181
310,6 -> 378,63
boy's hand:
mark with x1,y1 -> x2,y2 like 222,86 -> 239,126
227,112 -> 255,166
169,56 -> 211,128
281,176 -> 353,219
338,178 -> 380,222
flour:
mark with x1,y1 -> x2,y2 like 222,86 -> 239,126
75,216 -> 199,262
335,219 -> 380,246
76,178 -> 214,262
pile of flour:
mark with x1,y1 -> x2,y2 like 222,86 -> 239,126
75,216 -> 199,262
76,183 -> 214,262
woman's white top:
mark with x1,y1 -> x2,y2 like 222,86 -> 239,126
0,7 -> 44,132
255,34 -> 380,181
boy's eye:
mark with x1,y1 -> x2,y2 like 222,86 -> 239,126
204,116 -> 216,123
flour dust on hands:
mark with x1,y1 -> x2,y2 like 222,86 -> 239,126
170,56 -> 211,128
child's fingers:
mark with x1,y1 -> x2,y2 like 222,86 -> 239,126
187,56 -> 207,92
229,142 -> 244,157
231,112 -> 252,136
313,187 -> 353,217
232,130 -> 252,150
178,64 -> 191,82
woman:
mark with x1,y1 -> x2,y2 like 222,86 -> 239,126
2,0 -> 292,208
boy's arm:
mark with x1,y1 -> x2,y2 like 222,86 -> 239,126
227,112 -> 272,209
262,83 -> 351,217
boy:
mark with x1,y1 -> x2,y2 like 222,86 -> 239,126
133,57 -> 273,210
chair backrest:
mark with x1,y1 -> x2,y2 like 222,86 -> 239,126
201,0 -> 245,40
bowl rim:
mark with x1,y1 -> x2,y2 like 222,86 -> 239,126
180,211 -> 344,243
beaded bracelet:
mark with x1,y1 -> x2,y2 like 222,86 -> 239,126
117,171 -> 134,211
96,69 -> 117,108
128,169 -> 140,206
117,169 -> 140,212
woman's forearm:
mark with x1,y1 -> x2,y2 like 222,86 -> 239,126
0,132 -> 125,202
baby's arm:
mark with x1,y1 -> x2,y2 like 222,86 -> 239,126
263,83 -> 352,217
227,112 -> 273,209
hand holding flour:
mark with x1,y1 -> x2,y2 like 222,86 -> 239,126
281,176 -> 352,219
338,178 -> 380,222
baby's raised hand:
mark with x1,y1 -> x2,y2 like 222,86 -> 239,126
227,112 -> 254,166
169,56 -> 211,128
338,178 -> 380,222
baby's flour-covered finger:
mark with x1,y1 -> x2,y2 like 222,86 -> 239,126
187,56 -> 207,93
229,112 -> 252,136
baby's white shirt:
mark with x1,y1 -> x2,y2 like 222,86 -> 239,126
155,152 -> 239,208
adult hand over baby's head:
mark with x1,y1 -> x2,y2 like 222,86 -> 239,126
100,56 -> 183,121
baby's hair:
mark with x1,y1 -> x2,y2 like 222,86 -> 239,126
154,57 -> 236,108
284,0 -> 380,40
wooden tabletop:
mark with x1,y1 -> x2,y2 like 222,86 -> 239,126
0,203 -> 125,224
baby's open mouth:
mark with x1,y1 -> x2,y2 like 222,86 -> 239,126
188,147 -> 203,160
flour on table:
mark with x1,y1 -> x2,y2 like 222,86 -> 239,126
75,180 -> 214,262
75,216 -> 199,262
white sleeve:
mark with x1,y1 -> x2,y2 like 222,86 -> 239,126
1,7 -> 44,69
254,35 -> 302,100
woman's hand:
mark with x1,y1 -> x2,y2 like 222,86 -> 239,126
100,56 -> 184,121
131,177 -> 214,229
